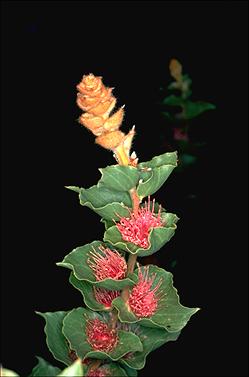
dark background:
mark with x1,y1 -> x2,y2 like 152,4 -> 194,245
1,1 -> 248,376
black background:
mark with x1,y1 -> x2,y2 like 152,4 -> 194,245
1,1 -> 248,376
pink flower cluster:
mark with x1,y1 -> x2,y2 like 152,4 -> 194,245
116,197 -> 164,248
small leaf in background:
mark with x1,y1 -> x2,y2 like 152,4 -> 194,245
170,259 -> 178,268
179,153 -> 197,167
162,95 -> 185,106
178,100 -> 216,120
29,356 -> 61,376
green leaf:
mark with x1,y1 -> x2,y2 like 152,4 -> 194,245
112,265 -> 200,331
69,272 -> 122,312
139,152 -> 177,169
58,359 -> 83,376
1,368 -> 19,377
85,363 -> 128,377
120,325 -> 180,370
57,240 -> 137,289
162,95 -> 185,106
29,357 -> 61,376
79,185 -> 132,221
98,165 -> 140,192
180,100 -> 216,120
62,308 -> 143,362
137,152 -> 178,199
121,365 -> 138,377
104,212 -> 179,257
36,311 -> 72,366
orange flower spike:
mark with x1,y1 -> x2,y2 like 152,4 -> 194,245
169,58 -> 182,82
76,74 -> 137,164
103,106 -> 125,132
78,113 -> 104,136
95,130 -> 125,150
77,74 -> 103,96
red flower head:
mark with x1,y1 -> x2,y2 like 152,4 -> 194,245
86,318 -> 118,353
87,367 -> 108,377
88,246 -> 127,281
128,265 -> 163,318
116,197 -> 164,249
93,287 -> 120,309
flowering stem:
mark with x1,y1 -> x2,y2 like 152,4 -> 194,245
120,187 -> 140,303
127,253 -> 137,275
129,188 -> 140,216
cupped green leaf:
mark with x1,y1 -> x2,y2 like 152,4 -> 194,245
79,185 -> 132,221
29,357 -> 61,376
36,311 -> 72,366
69,273 -> 122,312
137,152 -> 178,198
57,240 -> 137,289
120,325 -> 180,370
98,165 -> 140,192
104,212 -> 179,257
139,152 -> 177,169
112,265 -> 200,332
120,365 -> 138,377
58,359 -> 83,376
62,308 -> 143,362
84,363 -> 128,377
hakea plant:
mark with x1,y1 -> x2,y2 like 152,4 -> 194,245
159,58 -> 216,170
3,74 -> 199,377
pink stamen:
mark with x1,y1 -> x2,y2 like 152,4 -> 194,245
116,197 -> 164,249
94,287 -> 120,308
87,368 -> 108,377
86,318 -> 118,353
128,265 -> 162,318
88,246 -> 127,281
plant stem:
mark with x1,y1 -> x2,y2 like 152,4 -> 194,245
110,310 -> 118,329
121,253 -> 137,302
110,142 -> 139,324
129,188 -> 140,216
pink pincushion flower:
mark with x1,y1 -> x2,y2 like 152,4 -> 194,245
128,265 -> 162,318
94,287 -> 120,308
86,318 -> 118,352
88,246 -> 127,280
87,368 -> 108,377
116,197 -> 164,249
